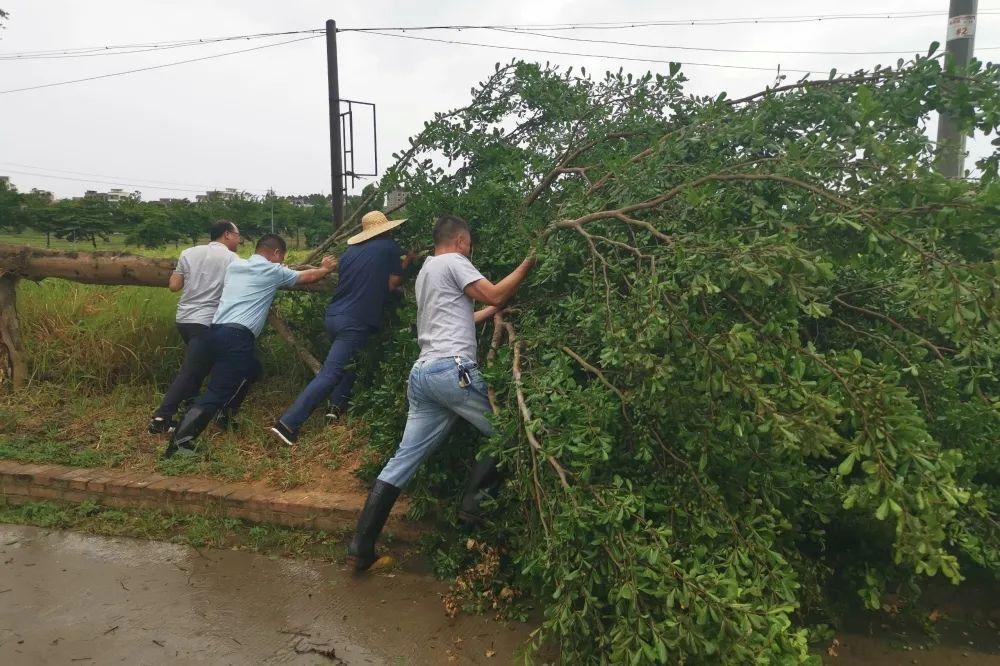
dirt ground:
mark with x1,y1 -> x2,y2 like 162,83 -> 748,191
0,524 -> 530,665
1,522 -> 998,664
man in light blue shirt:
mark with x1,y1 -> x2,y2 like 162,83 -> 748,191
163,234 -> 335,458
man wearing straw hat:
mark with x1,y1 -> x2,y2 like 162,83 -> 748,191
271,210 -> 412,445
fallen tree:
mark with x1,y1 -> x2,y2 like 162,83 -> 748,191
280,52 -> 1000,663
0,243 -> 331,388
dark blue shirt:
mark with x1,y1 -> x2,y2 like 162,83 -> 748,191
327,235 -> 403,328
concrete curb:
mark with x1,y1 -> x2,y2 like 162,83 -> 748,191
0,460 -> 422,541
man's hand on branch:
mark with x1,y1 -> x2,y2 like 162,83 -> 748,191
521,251 -> 537,272
402,250 -> 419,270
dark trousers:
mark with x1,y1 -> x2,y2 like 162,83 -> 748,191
278,314 -> 373,432
195,325 -> 263,415
154,322 -> 212,419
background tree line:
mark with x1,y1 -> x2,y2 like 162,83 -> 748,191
0,181 -> 382,250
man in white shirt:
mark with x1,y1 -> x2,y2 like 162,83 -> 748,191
148,220 -> 240,434
347,214 -> 535,572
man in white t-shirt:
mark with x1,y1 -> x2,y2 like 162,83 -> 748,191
347,214 -> 535,572
148,220 -> 240,434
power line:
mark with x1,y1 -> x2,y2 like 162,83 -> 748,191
0,168 -> 215,194
0,34 -> 321,94
5,8 -> 999,59
485,26 -> 1000,56
0,161 -> 261,192
356,30 -> 819,74
1,167 -> 277,197
0,29 -> 322,61
337,9 -> 1000,32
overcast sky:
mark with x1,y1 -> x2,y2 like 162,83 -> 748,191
0,1 -> 997,200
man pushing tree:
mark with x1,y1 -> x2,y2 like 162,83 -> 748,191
346,214 -> 535,572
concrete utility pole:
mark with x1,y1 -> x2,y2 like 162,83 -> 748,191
936,0 -> 978,178
326,19 -> 345,231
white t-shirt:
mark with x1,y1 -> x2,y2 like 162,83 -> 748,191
174,241 -> 238,326
415,253 -> 486,362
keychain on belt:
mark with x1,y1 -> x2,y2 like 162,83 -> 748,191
455,356 -> 472,388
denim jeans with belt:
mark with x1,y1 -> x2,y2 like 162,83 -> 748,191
278,314 -> 374,432
377,356 -> 493,488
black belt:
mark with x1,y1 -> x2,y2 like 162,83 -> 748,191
213,322 -> 253,335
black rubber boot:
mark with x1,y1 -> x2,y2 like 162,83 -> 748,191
347,480 -> 401,573
458,455 -> 501,525
162,406 -> 214,459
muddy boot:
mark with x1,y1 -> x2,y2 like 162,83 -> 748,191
458,455 -> 501,525
347,480 -> 401,573
162,406 -> 214,459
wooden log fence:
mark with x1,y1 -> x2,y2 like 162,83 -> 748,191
0,243 -> 327,390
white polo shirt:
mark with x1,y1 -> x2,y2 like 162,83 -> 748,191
173,241 -> 238,326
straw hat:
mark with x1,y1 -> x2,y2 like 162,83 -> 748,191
347,210 -> 407,245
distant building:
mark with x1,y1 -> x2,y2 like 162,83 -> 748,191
386,188 -> 408,211
29,188 -> 54,203
196,188 -> 239,203
155,197 -> 188,206
105,188 -> 128,203
82,188 -> 138,203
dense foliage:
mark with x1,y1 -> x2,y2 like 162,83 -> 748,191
296,50 -> 1000,664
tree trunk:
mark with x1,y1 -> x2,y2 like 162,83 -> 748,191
0,243 -> 335,291
45,232 -> 50,248
0,273 -> 27,391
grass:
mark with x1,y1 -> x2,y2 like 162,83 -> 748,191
0,498 -> 353,561
0,234 -> 367,492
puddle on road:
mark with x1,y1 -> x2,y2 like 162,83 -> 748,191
0,524 -> 530,664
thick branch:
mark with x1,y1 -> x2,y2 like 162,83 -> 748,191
833,296 -> 950,360
505,322 -> 571,490
267,311 -> 322,375
561,346 -> 626,403
523,131 -> 640,207
727,71 -> 894,105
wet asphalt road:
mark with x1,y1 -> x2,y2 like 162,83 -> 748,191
0,524 -> 528,665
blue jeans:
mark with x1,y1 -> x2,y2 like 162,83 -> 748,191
377,356 -> 493,488
278,314 -> 373,432
195,325 -> 262,414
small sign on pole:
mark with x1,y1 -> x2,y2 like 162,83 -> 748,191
946,15 -> 976,41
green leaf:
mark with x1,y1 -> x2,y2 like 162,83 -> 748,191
838,452 -> 858,476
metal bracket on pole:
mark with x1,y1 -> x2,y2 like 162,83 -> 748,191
339,99 -> 379,191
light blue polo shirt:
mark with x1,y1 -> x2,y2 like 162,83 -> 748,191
212,254 -> 300,337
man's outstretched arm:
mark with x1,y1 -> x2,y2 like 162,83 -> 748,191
296,255 -> 337,285
464,253 -> 535,307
